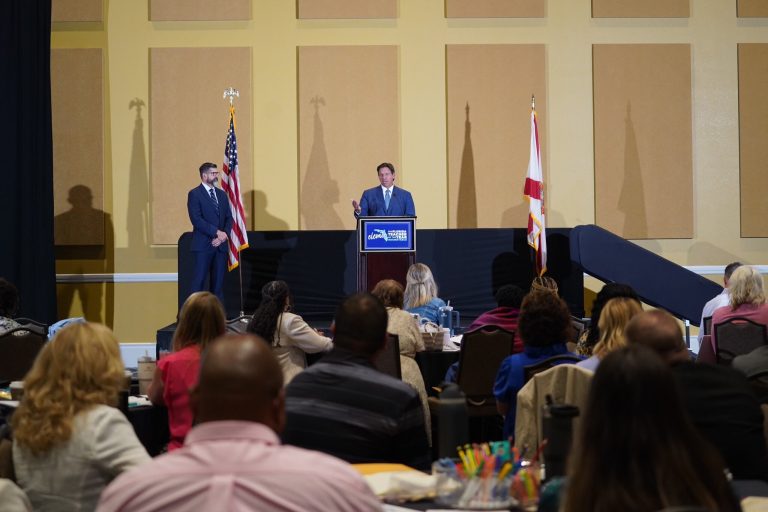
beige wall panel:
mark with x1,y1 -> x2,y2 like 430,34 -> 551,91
445,0 -> 545,18
592,0 -> 689,18
593,44 -> 693,239
298,46 -> 399,230
52,0 -> 103,22
738,44 -> 768,237
150,47 -> 252,245
738,0 -> 768,17
51,48 -> 105,246
297,0 -> 396,19
446,45 -> 546,229
150,0 -> 250,21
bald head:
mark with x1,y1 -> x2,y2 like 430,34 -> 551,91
190,334 -> 285,432
625,310 -> 690,364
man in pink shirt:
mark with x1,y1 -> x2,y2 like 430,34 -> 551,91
97,334 -> 382,512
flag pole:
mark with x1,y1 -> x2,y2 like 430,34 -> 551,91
223,87 -> 245,317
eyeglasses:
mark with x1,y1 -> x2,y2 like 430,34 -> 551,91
206,171 -> 219,175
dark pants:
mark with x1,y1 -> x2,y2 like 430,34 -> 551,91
191,249 -> 226,305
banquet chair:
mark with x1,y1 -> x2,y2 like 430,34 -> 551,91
373,333 -> 401,379
455,325 -> 515,416
0,327 -> 46,384
523,354 -> 582,384
714,318 -> 768,366
696,335 -> 715,364
515,364 -> 593,458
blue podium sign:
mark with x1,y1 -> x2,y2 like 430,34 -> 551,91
358,217 -> 416,253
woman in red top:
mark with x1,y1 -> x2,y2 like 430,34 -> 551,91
148,291 -> 225,450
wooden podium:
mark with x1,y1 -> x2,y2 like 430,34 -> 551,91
357,216 -> 416,292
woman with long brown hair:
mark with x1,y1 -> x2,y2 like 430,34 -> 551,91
246,280 -> 332,385
147,291 -> 225,450
564,345 -> 740,512
12,323 -> 149,511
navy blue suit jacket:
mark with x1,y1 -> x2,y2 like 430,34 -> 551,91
187,184 -> 233,253
356,186 -> 415,217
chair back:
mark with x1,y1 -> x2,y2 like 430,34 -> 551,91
523,354 -> 583,383
714,317 -> 768,365
514,364 -> 593,456
696,334 -> 715,364
456,325 -> 515,412
372,333 -> 401,379
0,327 -> 46,383
570,317 -> 589,342
702,316 -> 713,335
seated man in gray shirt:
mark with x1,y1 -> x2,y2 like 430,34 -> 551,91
283,293 -> 430,470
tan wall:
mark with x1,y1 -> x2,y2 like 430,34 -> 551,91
51,0 -> 768,343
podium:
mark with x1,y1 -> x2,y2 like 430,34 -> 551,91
357,216 -> 416,292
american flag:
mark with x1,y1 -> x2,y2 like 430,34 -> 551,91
524,105 -> 547,277
221,106 -> 249,270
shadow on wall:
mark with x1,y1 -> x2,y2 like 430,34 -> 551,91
127,98 -> 150,255
252,190 -> 289,231
456,102 -> 477,228
687,243 -> 745,267
618,101 -> 648,239
54,184 -> 114,326
301,95 -> 343,230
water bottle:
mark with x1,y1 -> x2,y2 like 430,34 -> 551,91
137,351 -> 156,396
437,384 -> 469,458
541,397 -> 579,481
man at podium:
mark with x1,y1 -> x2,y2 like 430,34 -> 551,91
352,162 -> 415,217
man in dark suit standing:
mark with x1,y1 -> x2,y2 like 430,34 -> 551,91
352,163 -> 415,217
188,162 -> 233,305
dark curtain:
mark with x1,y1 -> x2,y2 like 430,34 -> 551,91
0,0 -> 57,324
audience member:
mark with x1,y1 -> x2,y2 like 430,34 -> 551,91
530,276 -> 558,295
700,261 -> 742,333
12,323 -> 150,511
493,291 -> 577,439
576,296 -> 642,372
563,345 -> 741,512
246,280 -> 332,385
98,334 -> 382,512
575,282 -> 639,356
443,285 -> 525,383
404,263 -> 446,324
371,279 -> 431,443
0,278 -> 21,335
466,284 -> 525,348
711,265 -> 768,349
283,293 -> 430,470
147,291 -> 225,450
626,310 -> 768,481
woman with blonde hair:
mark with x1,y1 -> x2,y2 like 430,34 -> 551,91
371,279 -> 431,443
576,296 -> 642,372
711,266 -> 768,349
404,263 -> 446,324
148,291 -> 225,450
12,322 -> 150,511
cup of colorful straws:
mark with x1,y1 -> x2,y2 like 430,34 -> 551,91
432,441 -> 542,510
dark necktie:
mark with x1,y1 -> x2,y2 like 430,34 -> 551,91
209,188 -> 219,213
